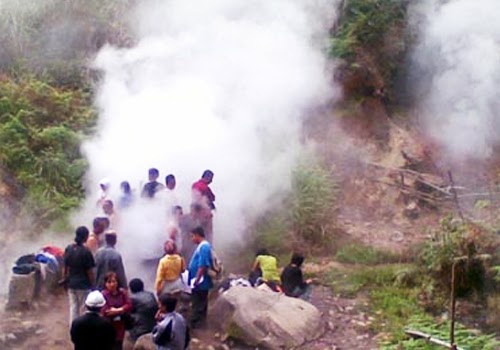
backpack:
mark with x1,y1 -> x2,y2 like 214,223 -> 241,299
208,248 -> 223,280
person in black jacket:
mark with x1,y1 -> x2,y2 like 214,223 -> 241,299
280,253 -> 313,301
128,278 -> 158,342
70,290 -> 116,350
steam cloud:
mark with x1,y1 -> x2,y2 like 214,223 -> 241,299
413,0 -> 500,159
80,0 -> 337,279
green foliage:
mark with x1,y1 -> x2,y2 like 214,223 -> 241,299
418,216 -> 496,297
252,161 -> 337,253
329,0 -> 407,59
0,0 -> 130,86
325,264 -> 413,297
380,314 -> 500,349
0,76 -> 96,224
290,164 -> 337,245
335,243 -> 403,265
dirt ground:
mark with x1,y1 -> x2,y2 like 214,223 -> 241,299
0,281 -> 378,350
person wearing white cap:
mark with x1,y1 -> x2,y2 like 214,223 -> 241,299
70,290 -> 116,350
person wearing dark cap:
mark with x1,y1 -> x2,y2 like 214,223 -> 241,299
128,278 -> 158,342
70,290 -> 116,350
64,226 -> 95,324
95,230 -> 127,290
141,168 -> 164,198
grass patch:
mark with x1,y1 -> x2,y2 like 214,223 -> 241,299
335,244 -> 404,265
325,264 -> 412,297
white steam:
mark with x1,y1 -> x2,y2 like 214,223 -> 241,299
413,0 -> 500,159
80,0 -> 337,277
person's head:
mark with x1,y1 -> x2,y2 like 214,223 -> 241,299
102,199 -> 114,215
75,226 -> 89,245
290,253 -> 305,267
201,170 -> 214,184
104,230 -> 117,246
102,217 -> 110,230
92,217 -> 107,235
159,294 -> 177,313
120,181 -> 131,194
165,174 -> 176,190
172,205 -> 183,219
256,248 -> 269,257
191,226 -> 205,243
148,168 -> 159,181
85,290 -> 106,312
99,179 -> 110,192
164,239 -> 177,255
104,272 -> 118,293
129,278 -> 144,294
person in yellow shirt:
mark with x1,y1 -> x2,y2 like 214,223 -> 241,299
251,249 -> 281,292
155,240 -> 186,297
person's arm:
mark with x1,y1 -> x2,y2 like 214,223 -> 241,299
252,257 -> 260,272
185,325 -> 191,349
194,244 -> 210,287
194,266 -> 207,287
85,251 -> 96,287
155,259 -> 165,296
153,318 -> 173,345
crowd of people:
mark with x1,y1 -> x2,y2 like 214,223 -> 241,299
65,169 -> 217,350
62,168 -> 313,350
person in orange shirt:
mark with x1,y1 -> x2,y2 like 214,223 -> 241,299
155,240 -> 186,297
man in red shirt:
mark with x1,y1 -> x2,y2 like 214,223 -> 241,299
191,170 -> 215,243
192,170 -> 215,210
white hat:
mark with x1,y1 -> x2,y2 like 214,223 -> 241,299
85,290 -> 106,308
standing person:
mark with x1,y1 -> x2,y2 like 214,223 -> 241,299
118,181 -> 134,209
178,204 -> 203,262
128,278 -> 158,342
97,178 -> 111,208
155,240 -> 186,297
87,217 -> 108,255
70,290 -> 116,350
64,226 -> 95,324
152,295 -> 190,350
163,174 -> 179,208
191,170 -> 216,210
280,253 -> 313,301
191,170 -> 215,243
141,168 -> 164,198
167,206 -> 183,252
95,231 -> 127,290
102,199 -> 119,229
102,272 -> 132,350
188,227 -> 213,329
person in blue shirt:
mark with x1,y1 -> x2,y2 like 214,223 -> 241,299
188,226 -> 213,329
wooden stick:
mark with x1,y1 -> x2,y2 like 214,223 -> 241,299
405,330 -> 464,350
448,171 -> 464,221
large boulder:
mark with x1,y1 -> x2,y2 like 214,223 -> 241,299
212,286 -> 323,349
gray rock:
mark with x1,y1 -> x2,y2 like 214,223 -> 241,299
6,272 -> 37,310
133,334 -> 155,350
212,286 -> 324,350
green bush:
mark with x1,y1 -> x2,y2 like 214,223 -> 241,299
290,164 -> 337,245
419,216 -> 495,298
0,76 -> 96,225
330,0 -> 407,59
